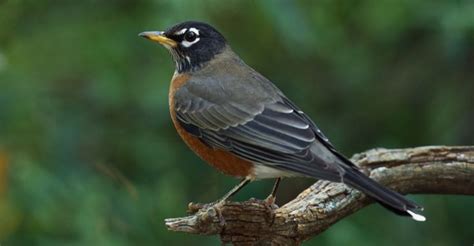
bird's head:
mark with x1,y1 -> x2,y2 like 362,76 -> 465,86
139,21 -> 227,73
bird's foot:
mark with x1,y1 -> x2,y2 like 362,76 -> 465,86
187,202 -> 209,214
187,200 -> 227,227
210,200 -> 227,227
264,194 -> 279,210
262,195 -> 279,226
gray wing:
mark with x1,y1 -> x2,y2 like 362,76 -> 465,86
176,71 -> 425,219
174,74 -> 349,178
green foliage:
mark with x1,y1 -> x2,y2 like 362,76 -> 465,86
0,1 -> 473,245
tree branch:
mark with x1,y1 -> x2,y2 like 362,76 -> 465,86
164,146 -> 474,245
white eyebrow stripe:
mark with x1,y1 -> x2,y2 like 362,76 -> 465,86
175,28 -> 187,35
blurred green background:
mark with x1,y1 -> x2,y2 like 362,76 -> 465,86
0,0 -> 473,245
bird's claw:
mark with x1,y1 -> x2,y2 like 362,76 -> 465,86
188,201 -> 227,227
263,195 -> 278,226
264,195 -> 279,210
211,200 -> 227,227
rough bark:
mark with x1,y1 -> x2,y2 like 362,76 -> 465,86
164,146 -> 474,245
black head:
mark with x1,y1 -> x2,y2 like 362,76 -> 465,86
139,21 -> 227,73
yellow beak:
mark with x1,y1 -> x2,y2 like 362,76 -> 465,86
139,31 -> 177,48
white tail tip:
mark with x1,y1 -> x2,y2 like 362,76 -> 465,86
407,210 -> 426,222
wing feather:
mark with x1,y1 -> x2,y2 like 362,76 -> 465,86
173,75 -> 346,177
175,94 -> 319,161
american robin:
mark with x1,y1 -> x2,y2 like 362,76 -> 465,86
139,21 -> 425,221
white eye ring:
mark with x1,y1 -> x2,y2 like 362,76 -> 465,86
182,37 -> 200,47
181,28 -> 200,47
189,27 -> 200,35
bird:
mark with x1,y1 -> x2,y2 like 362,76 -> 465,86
139,21 -> 425,221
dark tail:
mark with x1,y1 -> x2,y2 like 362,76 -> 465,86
341,165 -> 425,221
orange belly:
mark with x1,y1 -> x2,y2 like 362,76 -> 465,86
168,73 -> 253,177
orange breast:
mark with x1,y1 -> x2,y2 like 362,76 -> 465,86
169,73 -> 253,178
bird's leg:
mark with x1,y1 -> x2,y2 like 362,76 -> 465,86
216,177 -> 251,205
270,177 -> 281,198
262,178 -> 281,226
211,178 -> 251,227
264,178 -> 281,207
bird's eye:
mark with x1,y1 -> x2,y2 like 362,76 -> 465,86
184,31 -> 197,42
